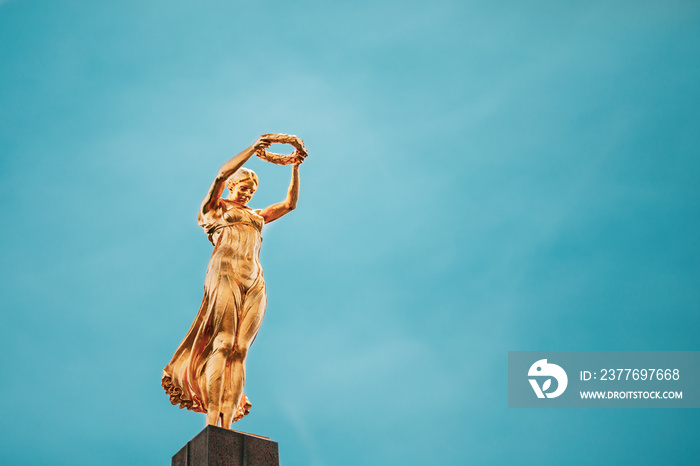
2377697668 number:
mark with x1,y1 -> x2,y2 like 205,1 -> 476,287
600,369 -> 679,381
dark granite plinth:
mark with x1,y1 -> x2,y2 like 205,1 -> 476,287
172,425 -> 279,466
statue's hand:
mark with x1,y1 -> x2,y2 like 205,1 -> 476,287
253,135 -> 272,151
291,136 -> 308,166
293,151 -> 307,166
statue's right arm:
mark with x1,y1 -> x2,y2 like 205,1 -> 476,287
200,136 -> 271,215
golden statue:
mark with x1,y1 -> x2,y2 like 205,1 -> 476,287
162,134 -> 307,428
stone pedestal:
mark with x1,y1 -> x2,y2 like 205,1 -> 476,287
172,425 -> 279,466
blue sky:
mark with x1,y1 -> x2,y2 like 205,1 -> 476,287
1,0 -> 699,464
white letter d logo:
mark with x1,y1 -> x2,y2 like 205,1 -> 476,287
528,359 -> 568,398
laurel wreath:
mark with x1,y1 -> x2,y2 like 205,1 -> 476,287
254,133 -> 309,165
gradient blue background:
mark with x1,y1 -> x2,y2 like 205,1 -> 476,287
1,0 -> 699,464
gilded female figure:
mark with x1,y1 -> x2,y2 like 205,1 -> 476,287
162,135 -> 304,428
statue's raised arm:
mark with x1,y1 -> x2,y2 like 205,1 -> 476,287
258,162 -> 301,223
200,135 -> 272,216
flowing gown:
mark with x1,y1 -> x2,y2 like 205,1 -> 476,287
162,202 -> 266,421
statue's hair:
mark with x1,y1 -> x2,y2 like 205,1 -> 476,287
226,168 -> 259,191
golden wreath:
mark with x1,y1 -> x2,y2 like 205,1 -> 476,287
255,133 -> 309,165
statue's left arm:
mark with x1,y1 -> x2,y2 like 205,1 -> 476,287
259,163 -> 301,223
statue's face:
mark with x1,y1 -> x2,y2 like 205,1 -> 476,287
230,179 -> 257,206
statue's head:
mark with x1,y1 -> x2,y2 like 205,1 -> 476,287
226,168 -> 259,206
